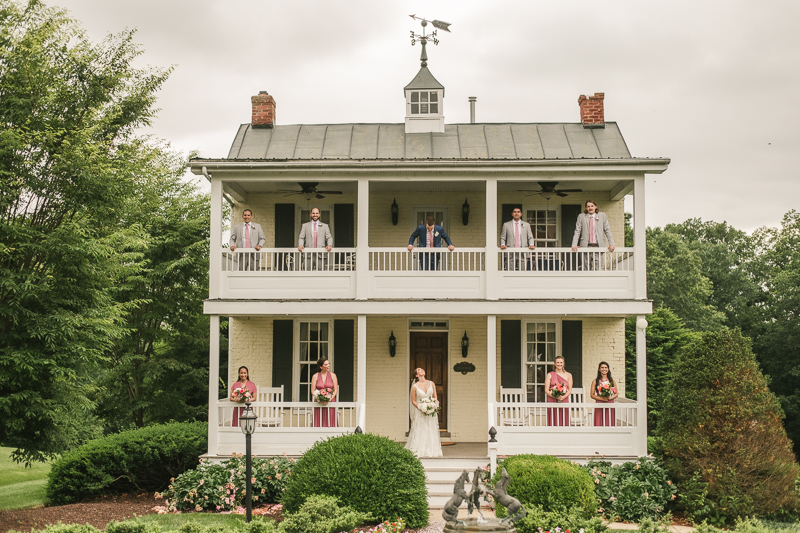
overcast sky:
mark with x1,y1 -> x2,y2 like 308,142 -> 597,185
51,0 -> 800,232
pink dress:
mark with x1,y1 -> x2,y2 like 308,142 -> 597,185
546,371 -> 570,427
594,379 -> 616,427
313,372 -> 337,427
230,380 -> 257,427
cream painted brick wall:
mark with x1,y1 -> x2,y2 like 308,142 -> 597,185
447,317 -> 488,441
496,193 -> 624,247
369,192 -> 486,248
227,317 -> 360,402
365,317 -> 409,440
493,316 -> 626,399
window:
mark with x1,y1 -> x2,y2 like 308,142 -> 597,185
410,91 -> 440,115
297,321 -> 331,401
524,321 -> 558,402
297,207 -> 333,241
524,207 -> 559,248
411,207 -> 449,234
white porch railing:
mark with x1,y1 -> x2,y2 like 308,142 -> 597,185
369,248 -> 485,272
222,248 -> 356,272
495,401 -> 637,428
497,248 -> 633,272
218,400 -> 359,428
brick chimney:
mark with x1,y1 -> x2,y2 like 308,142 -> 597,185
578,92 -> 605,128
251,91 -> 276,128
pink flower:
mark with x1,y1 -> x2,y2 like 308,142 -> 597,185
251,477 -> 256,483
199,480 -> 204,485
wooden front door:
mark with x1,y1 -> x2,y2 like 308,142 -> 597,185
410,332 -> 448,430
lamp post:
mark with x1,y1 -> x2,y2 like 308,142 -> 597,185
239,402 -> 258,522
461,331 -> 470,358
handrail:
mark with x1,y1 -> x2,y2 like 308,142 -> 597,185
222,248 -> 357,273
369,247 -> 486,272
497,247 -> 634,272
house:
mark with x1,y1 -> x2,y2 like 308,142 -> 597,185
190,37 -> 669,467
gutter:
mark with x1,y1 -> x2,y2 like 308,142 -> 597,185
202,166 -> 235,206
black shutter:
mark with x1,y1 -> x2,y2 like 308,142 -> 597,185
272,320 -> 293,400
333,320 -> 355,402
501,320 -> 522,389
561,204 -> 581,270
562,320 -> 583,390
333,204 -> 355,248
274,204 -> 295,247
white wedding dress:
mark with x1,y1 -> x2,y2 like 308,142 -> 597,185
405,382 -> 443,458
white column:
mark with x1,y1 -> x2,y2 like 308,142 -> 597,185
356,180 -> 370,300
633,176 -> 646,300
209,178 -> 223,299
485,178 -> 498,299
357,314 -> 367,429
635,315 -> 648,456
207,315 -> 220,456
486,315 -> 497,425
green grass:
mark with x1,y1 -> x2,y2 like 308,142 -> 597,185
0,446 -> 51,510
134,513 -> 252,531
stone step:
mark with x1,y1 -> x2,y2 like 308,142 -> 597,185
422,457 -> 489,509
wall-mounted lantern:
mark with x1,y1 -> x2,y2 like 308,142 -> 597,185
388,330 -> 397,357
461,198 -> 470,226
391,198 -> 399,226
461,331 -> 470,358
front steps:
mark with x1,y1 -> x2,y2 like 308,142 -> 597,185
421,457 -> 489,509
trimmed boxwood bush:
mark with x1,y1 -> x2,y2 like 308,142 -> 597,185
490,455 -> 598,517
46,421 -> 208,505
281,433 -> 428,528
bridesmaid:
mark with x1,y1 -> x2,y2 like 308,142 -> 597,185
590,361 -> 618,426
311,357 -> 338,427
230,366 -> 257,427
544,355 -> 572,426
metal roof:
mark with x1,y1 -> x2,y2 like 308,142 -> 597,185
404,67 -> 445,93
226,122 -> 633,160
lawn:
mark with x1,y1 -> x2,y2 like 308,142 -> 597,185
0,447 -> 51,510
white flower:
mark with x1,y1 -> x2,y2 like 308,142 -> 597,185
434,231 -> 440,237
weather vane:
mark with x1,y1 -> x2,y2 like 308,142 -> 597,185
409,14 -> 451,67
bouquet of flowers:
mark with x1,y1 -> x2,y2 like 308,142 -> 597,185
312,387 -> 334,404
550,382 -> 568,401
596,382 -> 617,400
231,387 -> 253,403
418,397 -> 440,417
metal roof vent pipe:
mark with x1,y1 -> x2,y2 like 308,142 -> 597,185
468,96 -> 477,124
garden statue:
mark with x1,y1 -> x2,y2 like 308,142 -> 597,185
489,468 -> 527,524
467,466 -> 488,520
442,470 -> 470,525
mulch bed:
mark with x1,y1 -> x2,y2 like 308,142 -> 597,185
0,493 -> 164,533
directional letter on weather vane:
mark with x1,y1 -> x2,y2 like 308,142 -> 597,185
409,15 -> 451,67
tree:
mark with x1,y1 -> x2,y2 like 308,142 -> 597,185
625,307 -> 695,435
92,143 -> 211,429
659,329 -> 799,522
0,0 -> 170,462
646,227 -> 726,331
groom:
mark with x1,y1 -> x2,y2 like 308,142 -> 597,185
407,216 -> 454,271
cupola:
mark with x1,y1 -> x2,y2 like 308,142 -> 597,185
404,20 -> 445,133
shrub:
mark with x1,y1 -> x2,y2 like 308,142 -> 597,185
158,454 -> 293,512
489,455 -> 597,517
245,518 -> 279,533
105,521 -> 161,533
281,433 -> 428,528
635,514 -> 673,533
280,494 -> 372,533
7,526 -> 101,533
513,504 -> 608,533
582,458 -> 677,522
658,330 -> 800,523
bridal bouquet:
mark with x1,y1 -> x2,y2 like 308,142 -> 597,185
550,382 -> 568,401
231,387 -> 253,403
596,382 -> 617,399
312,388 -> 334,404
418,397 -> 440,417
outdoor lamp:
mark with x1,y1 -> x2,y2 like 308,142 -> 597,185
388,330 -> 397,357
461,331 -> 470,358
461,198 -> 470,225
239,403 -> 258,522
391,198 -> 399,226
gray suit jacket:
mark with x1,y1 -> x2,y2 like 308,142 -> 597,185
500,220 -> 535,247
298,221 -> 333,248
572,212 -> 615,247
229,222 -> 266,249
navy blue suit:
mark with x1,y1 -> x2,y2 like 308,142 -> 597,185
408,225 -> 453,270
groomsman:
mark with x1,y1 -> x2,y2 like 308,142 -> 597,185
408,216 -> 454,270
229,209 -> 266,271
298,207 -> 333,270
499,207 -> 535,271
571,200 -> 615,270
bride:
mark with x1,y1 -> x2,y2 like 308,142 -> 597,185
405,368 -> 443,458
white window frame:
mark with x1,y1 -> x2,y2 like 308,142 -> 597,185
522,205 -> 560,248
408,90 -> 442,115
294,319 -> 334,402
296,205 -> 334,243
411,206 -> 450,235
522,319 -> 562,403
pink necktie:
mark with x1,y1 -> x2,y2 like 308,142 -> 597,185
589,216 -> 595,243
515,222 -> 520,247
313,222 -> 318,248
245,223 -> 251,248
428,229 -> 433,247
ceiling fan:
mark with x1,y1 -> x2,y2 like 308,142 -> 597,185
278,182 -> 343,200
516,181 -> 582,199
